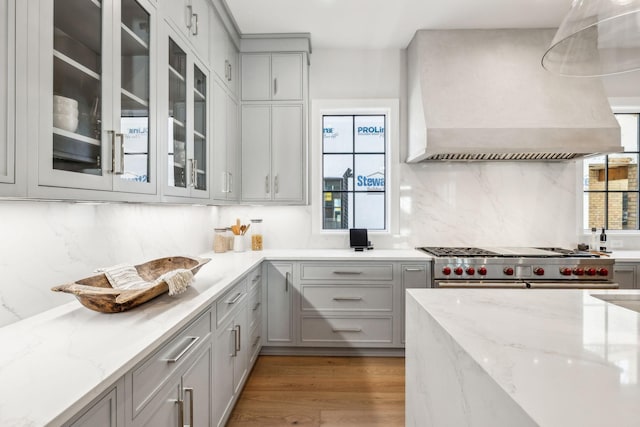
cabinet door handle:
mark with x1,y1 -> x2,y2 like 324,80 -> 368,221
184,388 -> 194,427
224,60 -> 229,80
285,271 -> 290,292
166,336 -> 200,363
332,271 -> 363,275
332,297 -> 362,301
228,62 -> 232,81
273,77 -> 278,95
186,4 -> 193,29
265,175 -> 270,193
405,267 -> 424,272
274,175 -> 279,194
252,301 -> 261,311
235,325 -> 241,352
223,171 -> 228,193
225,292 -> 243,304
191,12 -> 199,35
252,275 -> 261,283
114,133 -> 124,175
332,327 -> 362,333
108,130 -> 115,173
231,327 -> 238,357
228,172 -> 233,193
176,399 -> 185,427
190,159 -> 197,188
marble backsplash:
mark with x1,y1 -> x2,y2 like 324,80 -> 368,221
0,202 -> 217,327
218,161 -> 579,250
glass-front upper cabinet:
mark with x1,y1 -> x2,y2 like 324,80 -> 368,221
37,0 -> 156,194
164,29 -> 209,199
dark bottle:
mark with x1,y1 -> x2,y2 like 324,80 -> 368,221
599,227 -> 607,252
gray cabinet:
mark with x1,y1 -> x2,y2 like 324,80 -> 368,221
265,262 -> 294,345
212,79 -> 239,201
241,53 -> 303,101
241,104 -> 304,202
209,5 -> 238,96
162,0 -> 209,62
401,263 -> 430,343
614,263 -> 637,289
64,380 -> 124,427
0,0 -> 16,195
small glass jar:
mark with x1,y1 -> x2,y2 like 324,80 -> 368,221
250,219 -> 263,251
226,227 -> 235,251
213,228 -> 228,253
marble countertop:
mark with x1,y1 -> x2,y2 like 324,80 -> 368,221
0,248 -> 430,427
609,251 -> 640,262
407,288 -> 640,426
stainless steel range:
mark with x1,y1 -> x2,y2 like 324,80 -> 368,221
417,247 -> 617,289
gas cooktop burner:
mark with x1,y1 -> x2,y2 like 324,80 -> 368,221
418,247 -> 501,257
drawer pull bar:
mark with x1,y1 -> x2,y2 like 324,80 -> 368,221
252,275 -> 262,283
332,327 -> 362,333
252,302 -> 261,311
405,268 -> 424,272
166,336 -> 200,363
332,297 -> 363,301
176,399 -> 184,427
332,271 -> 362,275
235,325 -> 242,352
253,335 -> 261,348
226,292 -> 243,304
231,327 -> 238,357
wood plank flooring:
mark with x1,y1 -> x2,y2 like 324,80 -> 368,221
227,356 -> 405,426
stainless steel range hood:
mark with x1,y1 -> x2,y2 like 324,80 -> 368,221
406,29 -> 622,162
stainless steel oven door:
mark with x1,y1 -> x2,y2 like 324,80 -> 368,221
435,281 -> 527,288
527,282 -> 619,289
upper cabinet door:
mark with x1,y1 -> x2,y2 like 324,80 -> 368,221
271,104 -> 303,201
271,54 -> 303,101
241,104 -> 271,201
241,54 -> 271,101
162,0 -> 208,62
209,5 -> 238,97
36,0 -> 157,194
0,0 -> 15,186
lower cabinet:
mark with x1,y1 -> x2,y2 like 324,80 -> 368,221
614,262 -> 637,289
64,379 -> 124,427
265,262 -> 294,345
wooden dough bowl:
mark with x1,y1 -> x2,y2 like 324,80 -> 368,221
51,256 -> 210,313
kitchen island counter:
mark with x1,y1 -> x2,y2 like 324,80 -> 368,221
0,248 -> 429,426
406,288 -> 640,426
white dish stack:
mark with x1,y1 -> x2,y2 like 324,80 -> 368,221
53,95 -> 79,133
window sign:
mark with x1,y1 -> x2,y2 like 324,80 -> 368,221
322,115 -> 386,230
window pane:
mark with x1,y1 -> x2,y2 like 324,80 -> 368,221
608,192 -> 638,230
323,154 -> 353,191
323,116 -> 353,153
323,191 -> 351,229
616,114 -> 639,152
355,115 -> 385,153
607,154 -> 638,191
585,192 -> 606,230
354,154 -> 385,192
584,155 -> 606,192
354,193 -> 385,229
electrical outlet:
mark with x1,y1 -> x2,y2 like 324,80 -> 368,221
610,240 -> 623,249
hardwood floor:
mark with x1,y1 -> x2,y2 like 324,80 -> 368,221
227,356 -> 405,426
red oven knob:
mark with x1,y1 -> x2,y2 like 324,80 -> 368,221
598,268 -> 609,276
573,267 -> 584,276
442,266 -> 452,275
478,267 -> 487,276
503,267 -> 514,276
560,267 -> 572,276
534,267 -> 545,276
466,267 -> 475,275
586,268 -> 597,276
454,267 -> 464,276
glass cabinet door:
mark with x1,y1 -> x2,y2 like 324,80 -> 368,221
52,0 -> 105,178
192,64 -> 207,191
118,0 -> 151,186
167,37 -> 187,190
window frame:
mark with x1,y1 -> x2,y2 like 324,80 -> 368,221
311,99 -> 399,236
582,110 -> 640,232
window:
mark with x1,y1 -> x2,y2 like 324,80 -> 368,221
583,113 -> 639,230
322,114 -> 387,230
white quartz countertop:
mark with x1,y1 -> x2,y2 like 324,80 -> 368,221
610,251 -> 640,262
0,248 -> 429,427
407,288 -> 640,426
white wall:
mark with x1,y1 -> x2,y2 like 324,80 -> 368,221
0,202 -> 217,327
220,48 -> 579,250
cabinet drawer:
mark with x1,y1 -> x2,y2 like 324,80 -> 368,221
301,316 -> 393,344
249,321 -> 262,364
216,278 -> 248,327
130,310 -> 211,417
248,284 -> 262,330
300,263 -> 393,281
301,285 -> 392,312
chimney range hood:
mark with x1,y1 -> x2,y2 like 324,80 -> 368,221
406,29 -> 622,162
